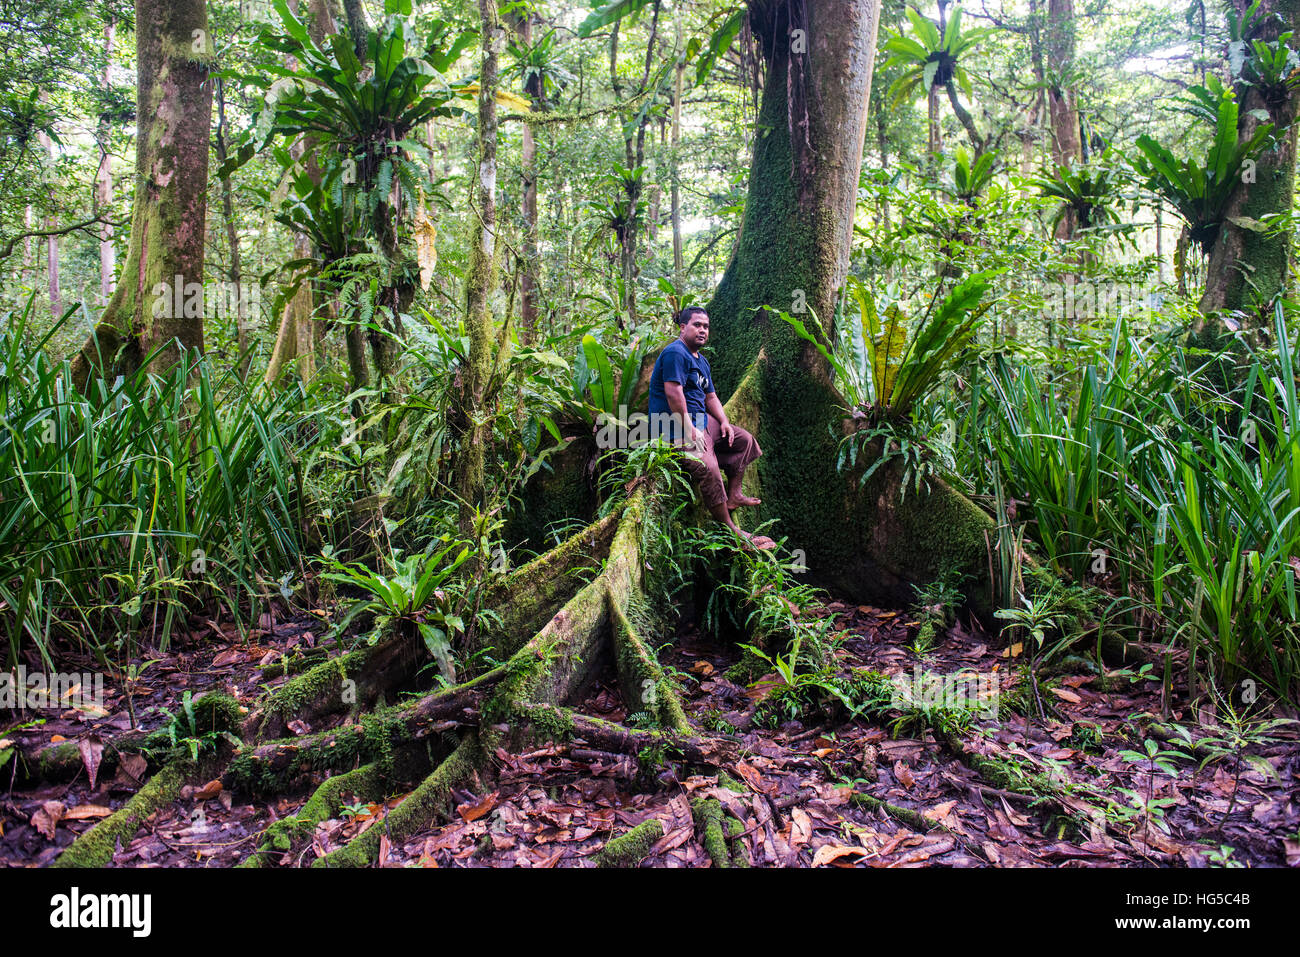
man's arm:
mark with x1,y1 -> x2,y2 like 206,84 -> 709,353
663,381 -> 701,445
705,391 -> 735,444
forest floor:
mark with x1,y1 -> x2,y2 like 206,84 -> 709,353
3,595 -> 1298,868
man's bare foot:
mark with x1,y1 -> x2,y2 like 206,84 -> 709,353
736,530 -> 776,550
727,493 -> 762,510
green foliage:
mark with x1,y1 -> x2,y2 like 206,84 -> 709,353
985,308 -> 1300,701
0,300 -> 309,669
1132,84 -> 1273,255
320,538 -> 471,682
1035,157 -> 1126,233
883,5 -> 993,104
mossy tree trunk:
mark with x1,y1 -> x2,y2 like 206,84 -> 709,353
1046,0 -> 1082,241
1198,0 -> 1300,329
453,0 -> 504,541
707,0 -> 996,614
70,0 -> 213,390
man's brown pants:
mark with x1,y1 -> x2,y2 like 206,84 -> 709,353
677,416 -> 762,509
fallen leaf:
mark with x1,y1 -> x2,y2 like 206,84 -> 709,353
457,790 -> 499,823
894,760 -> 916,790
790,808 -> 812,847
31,801 -> 64,839
999,643 -> 1024,659
63,804 -> 113,821
194,778 -> 223,800
1050,688 -> 1082,704
115,753 -> 148,789
212,648 -> 244,668
733,760 -> 769,794
286,718 -> 312,736
78,737 -> 104,790
923,800 -> 958,824
689,660 -> 715,676
49,735 -> 67,743
812,843 -> 866,867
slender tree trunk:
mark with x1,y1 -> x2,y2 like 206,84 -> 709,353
1199,0 -> 1300,328
512,8 -> 541,344
454,0 -> 503,541
214,77 -> 250,380
37,127 -> 60,318
1046,0 -> 1082,241
671,6 -> 684,288
97,18 -> 116,307
265,0 -> 338,386
70,0 -> 213,388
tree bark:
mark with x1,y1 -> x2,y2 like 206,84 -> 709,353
707,0 -> 995,613
453,0 -> 504,541
1198,0 -> 1300,327
69,0 -> 213,388
1045,0 -> 1082,241
214,77 -> 250,380
96,18 -> 116,307
671,7 -> 685,287
512,7 -> 542,344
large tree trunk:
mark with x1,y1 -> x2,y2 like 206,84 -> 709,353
707,0 -> 996,614
70,0 -> 213,389
1199,0 -> 1300,327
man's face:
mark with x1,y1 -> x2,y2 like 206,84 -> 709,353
680,312 -> 709,350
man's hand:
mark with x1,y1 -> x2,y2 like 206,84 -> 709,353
719,419 -> 735,445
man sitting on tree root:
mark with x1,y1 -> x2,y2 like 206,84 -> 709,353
648,305 -> 775,550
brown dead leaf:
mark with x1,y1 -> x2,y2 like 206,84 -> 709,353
1049,688 -> 1082,704
894,760 -> 916,790
63,804 -> 113,821
78,737 -> 104,790
49,734 -> 67,743
211,648 -> 244,668
1284,837 -> 1300,867
811,843 -> 866,867
31,801 -> 64,839
923,800 -> 958,824
115,753 -> 148,789
286,718 -> 312,736
689,660 -> 715,676
790,807 -> 812,847
194,778 -> 223,800
457,790 -> 499,823
733,760 -> 769,794
999,643 -> 1024,659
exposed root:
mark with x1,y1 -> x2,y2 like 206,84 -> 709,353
239,762 -> 389,867
591,818 -> 664,867
691,796 -> 748,868
51,760 -> 195,868
312,733 -> 482,868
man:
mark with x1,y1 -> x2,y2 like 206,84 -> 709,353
647,306 -> 775,549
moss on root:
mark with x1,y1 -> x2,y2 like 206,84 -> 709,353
51,760 -> 193,868
240,762 -> 389,867
252,648 -> 369,737
692,797 -> 731,868
591,818 -> 664,867
312,733 -> 482,868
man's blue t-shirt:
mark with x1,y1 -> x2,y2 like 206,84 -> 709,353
648,338 -> 714,438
